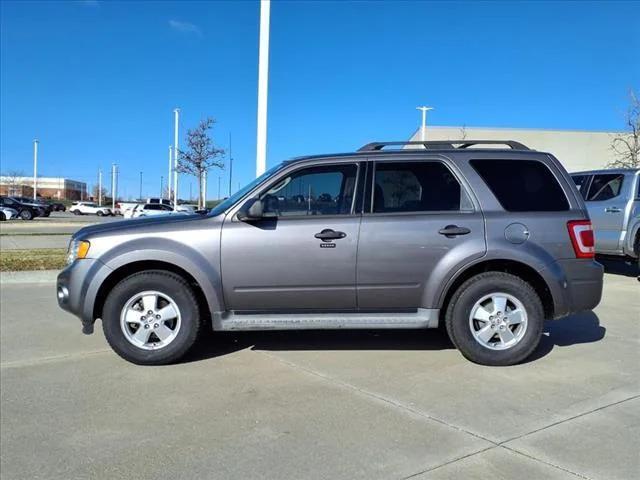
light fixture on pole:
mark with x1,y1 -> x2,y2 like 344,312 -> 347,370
255,0 -> 270,177
416,106 -> 434,142
173,108 -> 180,209
32,139 -> 39,200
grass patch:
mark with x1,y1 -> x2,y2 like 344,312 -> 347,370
0,249 -> 67,271
0,232 -> 72,236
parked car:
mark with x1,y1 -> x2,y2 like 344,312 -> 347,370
175,204 -> 198,213
130,203 -> 188,218
118,202 -> 141,218
571,168 -> 639,265
0,206 -> 18,221
13,196 -> 53,217
57,140 -> 603,366
69,202 -> 112,216
0,196 -> 44,220
51,202 -> 66,212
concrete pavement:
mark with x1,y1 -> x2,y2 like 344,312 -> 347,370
0,273 -> 638,479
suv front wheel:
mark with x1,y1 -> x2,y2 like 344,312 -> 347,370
102,270 -> 203,365
445,272 -> 544,366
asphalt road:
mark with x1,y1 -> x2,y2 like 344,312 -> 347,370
0,271 -> 638,480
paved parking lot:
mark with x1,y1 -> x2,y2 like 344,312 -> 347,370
0,270 -> 638,480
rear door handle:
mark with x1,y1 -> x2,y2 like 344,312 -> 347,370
438,225 -> 471,238
314,229 -> 347,241
604,207 -> 621,213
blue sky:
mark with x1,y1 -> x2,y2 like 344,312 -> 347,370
1,0 -> 638,200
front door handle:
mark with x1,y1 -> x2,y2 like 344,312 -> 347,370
438,225 -> 471,238
314,229 -> 347,241
604,207 -> 621,213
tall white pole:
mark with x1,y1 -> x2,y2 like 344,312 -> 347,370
203,170 -> 207,209
98,169 -> 102,206
173,108 -> 180,209
168,146 -> 173,200
256,0 -> 270,177
416,106 -> 434,142
111,163 -> 116,210
32,139 -> 39,200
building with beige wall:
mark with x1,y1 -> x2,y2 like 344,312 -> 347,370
408,126 -> 621,172
0,176 -> 87,200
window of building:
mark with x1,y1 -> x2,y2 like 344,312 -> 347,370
372,161 -> 471,213
262,164 -> 358,217
586,173 -> 624,201
471,159 -> 569,211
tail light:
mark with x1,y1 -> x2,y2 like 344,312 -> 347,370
567,220 -> 595,258
115,203 -> 121,209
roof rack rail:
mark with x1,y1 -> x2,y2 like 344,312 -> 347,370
358,140 -> 530,152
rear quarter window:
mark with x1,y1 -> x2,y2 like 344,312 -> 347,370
471,159 -> 569,211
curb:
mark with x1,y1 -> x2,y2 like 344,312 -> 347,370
0,270 -> 59,284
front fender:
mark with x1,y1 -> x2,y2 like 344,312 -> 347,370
99,237 -> 224,317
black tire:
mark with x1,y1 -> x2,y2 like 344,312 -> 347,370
0,212 -> 5,221
97,210 -> 104,217
445,272 -> 544,366
102,270 -> 203,365
43,212 -> 50,217
19,209 -> 33,221
73,209 -> 81,215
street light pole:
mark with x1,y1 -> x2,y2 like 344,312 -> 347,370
416,106 -> 434,142
228,132 -> 233,196
160,176 -> 163,198
111,163 -> 116,210
256,0 -> 270,177
173,108 -> 180,209
32,139 -> 39,200
98,169 -> 102,206
167,146 -> 173,200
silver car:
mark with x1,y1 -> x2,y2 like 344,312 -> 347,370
57,140 -> 604,367
571,168 -> 639,263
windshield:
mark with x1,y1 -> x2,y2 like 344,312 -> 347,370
208,163 -> 286,217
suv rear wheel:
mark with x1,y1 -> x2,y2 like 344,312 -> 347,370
445,272 -> 544,366
102,270 -> 203,365
19,209 -> 33,220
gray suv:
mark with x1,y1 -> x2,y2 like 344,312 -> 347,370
571,168 -> 639,265
57,140 -> 603,366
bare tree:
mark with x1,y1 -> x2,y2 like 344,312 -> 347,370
609,90 -> 639,168
177,118 -> 225,209
1,170 -> 27,196
92,184 -> 108,202
459,125 -> 468,140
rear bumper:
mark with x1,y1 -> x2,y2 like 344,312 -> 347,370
543,259 -> 604,319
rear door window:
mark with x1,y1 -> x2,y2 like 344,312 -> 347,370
571,174 -> 590,199
372,161 -> 472,213
586,174 -> 624,201
471,159 -> 569,211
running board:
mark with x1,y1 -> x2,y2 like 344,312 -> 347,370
212,308 -> 439,331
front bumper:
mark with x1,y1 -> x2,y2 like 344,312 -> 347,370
57,258 -> 112,334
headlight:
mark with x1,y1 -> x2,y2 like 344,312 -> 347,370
67,240 -> 91,265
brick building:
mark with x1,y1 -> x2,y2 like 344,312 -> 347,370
0,176 -> 87,200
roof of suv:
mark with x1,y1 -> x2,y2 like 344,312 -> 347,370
285,140 -> 546,164
571,168 -> 639,175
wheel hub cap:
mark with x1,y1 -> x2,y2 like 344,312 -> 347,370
120,291 -> 182,350
468,292 -> 528,350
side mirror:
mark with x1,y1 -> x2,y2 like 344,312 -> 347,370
237,198 -> 264,221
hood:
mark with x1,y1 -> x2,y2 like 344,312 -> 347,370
73,213 -> 210,240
